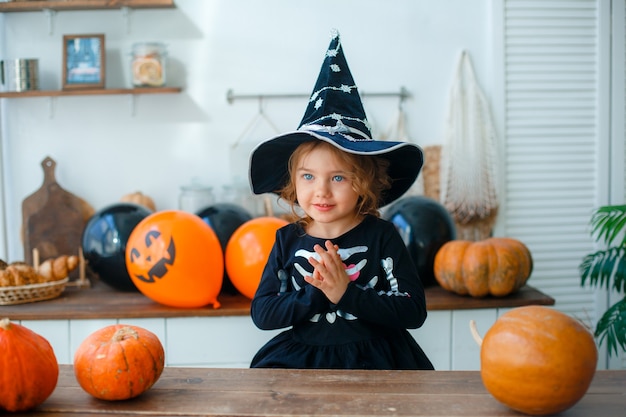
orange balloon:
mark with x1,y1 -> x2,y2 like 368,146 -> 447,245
125,210 -> 223,308
225,216 -> 288,299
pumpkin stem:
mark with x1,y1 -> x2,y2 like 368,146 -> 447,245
0,318 -> 11,330
469,320 -> 483,346
112,326 -> 139,342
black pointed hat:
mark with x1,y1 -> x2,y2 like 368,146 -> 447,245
249,30 -> 423,207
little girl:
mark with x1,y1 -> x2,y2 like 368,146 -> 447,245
247,31 -> 433,370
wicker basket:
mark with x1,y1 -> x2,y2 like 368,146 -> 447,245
0,278 -> 69,306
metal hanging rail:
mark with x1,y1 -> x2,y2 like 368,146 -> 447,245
226,86 -> 411,105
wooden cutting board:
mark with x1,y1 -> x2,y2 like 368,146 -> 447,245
22,156 -> 95,277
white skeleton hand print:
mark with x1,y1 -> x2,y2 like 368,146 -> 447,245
278,245 -> 405,324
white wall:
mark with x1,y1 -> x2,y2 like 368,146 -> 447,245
0,0 -> 492,261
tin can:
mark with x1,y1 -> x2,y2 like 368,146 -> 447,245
0,58 -> 39,92
131,43 -> 167,87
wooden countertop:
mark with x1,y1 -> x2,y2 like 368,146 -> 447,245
18,366 -> 626,416
0,280 -> 554,321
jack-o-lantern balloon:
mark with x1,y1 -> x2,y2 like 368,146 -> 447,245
125,210 -> 223,308
225,216 -> 288,299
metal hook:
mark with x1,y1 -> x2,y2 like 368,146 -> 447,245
121,7 -> 132,34
258,96 -> 265,115
43,9 -> 56,36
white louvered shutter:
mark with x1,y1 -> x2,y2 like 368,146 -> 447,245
619,0 -> 626,204
621,0 -> 626,370
499,0 -> 604,324
611,0 -> 626,370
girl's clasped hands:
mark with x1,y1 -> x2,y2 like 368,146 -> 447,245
306,240 -> 349,304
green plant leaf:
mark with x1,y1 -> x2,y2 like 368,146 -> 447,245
581,205 -> 626,357
579,247 -> 626,290
616,254 -> 626,293
590,205 -> 626,247
594,297 -> 626,357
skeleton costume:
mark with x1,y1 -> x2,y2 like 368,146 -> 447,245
251,215 -> 433,369
248,31 -> 433,370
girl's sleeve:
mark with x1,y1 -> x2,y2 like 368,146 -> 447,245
250,231 -> 329,330
335,223 -> 428,330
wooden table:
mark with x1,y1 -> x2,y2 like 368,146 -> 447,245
19,366 -> 626,416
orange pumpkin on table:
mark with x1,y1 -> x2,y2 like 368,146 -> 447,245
474,306 -> 598,415
74,324 -> 165,401
433,237 -> 533,297
0,318 -> 59,412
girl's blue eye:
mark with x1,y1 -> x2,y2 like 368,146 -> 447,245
303,173 -> 313,180
333,175 -> 344,182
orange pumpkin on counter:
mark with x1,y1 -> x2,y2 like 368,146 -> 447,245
433,237 -> 533,297
120,191 -> 156,212
0,318 -> 59,412
476,306 -> 597,415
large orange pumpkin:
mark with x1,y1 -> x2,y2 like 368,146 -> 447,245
433,237 -> 533,297
478,306 -> 598,415
74,324 -> 165,401
0,318 -> 59,412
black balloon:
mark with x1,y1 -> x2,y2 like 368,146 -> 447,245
384,196 -> 456,287
82,203 -> 153,291
196,203 -> 253,295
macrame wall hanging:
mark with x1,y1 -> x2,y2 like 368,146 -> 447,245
439,50 -> 499,240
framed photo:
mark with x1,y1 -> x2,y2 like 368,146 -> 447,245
62,34 -> 105,89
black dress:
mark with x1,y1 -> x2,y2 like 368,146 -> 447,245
250,215 -> 434,370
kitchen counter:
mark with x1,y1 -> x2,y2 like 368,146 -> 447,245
0,280 -> 554,320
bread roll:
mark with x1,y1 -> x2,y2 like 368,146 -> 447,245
38,255 -> 79,282
0,263 -> 43,286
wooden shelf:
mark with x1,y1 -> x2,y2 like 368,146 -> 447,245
0,0 -> 175,12
0,87 -> 182,98
0,281 -> 554,321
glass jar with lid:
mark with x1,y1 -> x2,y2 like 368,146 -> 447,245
179,182 -> 214,214
131,42 -> 167,87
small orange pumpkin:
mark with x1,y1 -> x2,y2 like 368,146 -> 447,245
120,191 -> 156,212
74,324 -> 165,401
477,306 -> 598,415
433,237 -> 533,297
0,318 -> 59,412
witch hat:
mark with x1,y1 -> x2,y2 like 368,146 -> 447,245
249,30 -> 423,207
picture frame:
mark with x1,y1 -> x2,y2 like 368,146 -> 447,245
62,34 -> 105,90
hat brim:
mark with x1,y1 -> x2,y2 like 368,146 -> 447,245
249,130 -> 423,207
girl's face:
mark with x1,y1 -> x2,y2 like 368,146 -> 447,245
294,144 -> 361,236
